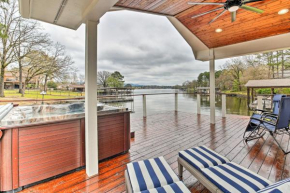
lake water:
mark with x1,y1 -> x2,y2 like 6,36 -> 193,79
110,89 -> 251,119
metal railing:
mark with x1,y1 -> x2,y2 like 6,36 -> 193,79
138,93 -> 227,118
0,92 -> 228,119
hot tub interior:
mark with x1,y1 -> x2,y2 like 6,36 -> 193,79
0,102 -> 124,127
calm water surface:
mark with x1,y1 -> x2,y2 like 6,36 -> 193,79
110,89 -> 251,119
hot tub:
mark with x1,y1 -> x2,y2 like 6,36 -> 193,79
0,102 -> 130,192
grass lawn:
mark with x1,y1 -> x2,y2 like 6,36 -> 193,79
3,90 -> 84,100
223,90 -> 247,96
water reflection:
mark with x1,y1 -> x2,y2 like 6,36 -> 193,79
108,89 -> 252,119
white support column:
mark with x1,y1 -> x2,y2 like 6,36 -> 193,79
209,49 -> 215,124
197,94 -> 201,115
222,94 -> 226,118
257,96 -> 263,110
143,95 -> 147,118
175,93 -> 178,112
85,20 -> 99,177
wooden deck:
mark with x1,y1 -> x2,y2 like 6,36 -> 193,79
21,111 -> 290,193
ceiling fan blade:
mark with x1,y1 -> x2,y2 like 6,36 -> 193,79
240,5 -> 264,13
231,11 -> 236,22
188,2 -> 225,5
191,7 -> 224,18
243,0 -> 263,4
209,9 -> 226,24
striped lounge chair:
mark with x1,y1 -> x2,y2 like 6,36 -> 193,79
125,156 -> 190,193
178,146 -> 290,193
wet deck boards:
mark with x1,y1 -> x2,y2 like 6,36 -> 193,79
20,111 -> 290,193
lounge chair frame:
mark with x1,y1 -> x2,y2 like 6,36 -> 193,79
243,111 -> 280,141
270,130 -> 290,154
250,98 -> 290,154
125,170 -> 133,193
243,121 -> 266,142
255,116 -> 290,154
177,157 -> 223,193
244,95 -> 286,142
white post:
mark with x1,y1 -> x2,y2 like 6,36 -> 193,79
143,95 -> 146,118
175,93 -> 178,112
209,49 -> 215,124
257,96 -> 263,110
85,20 -> 99,177
222,94 -> 226,118
197,94 -> 201,115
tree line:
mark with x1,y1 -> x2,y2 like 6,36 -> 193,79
97,71 -> 125,88
181,50 -> 290,92
0,0 -> 74,97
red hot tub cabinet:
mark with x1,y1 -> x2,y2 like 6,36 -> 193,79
0,111 -> 130,192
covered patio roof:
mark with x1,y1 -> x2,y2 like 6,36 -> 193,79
245,79 -> 290,88
19,0 -> 290,61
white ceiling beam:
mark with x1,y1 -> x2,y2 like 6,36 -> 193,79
196,33 -> 290,61
113,6 -> 172,17
80,0 -> 119,27
19,0 -> 31,18
19,0 -> 119,30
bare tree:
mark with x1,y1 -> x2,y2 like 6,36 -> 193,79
42,43 -> 74,91
78,74 -> 85,84
222,58 -> 245,91
70,68 -> 79,84
0,0 -> 9,38
14,19 -> 51,95
0,0 -> 21,96
97,71 -> 111,88
11,50 -> 50,96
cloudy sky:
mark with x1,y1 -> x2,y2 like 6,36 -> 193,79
41,10 -> 227,86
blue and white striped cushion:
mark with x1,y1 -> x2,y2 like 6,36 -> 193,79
202,162 -> 272,193
127,156 -> 180,192
138,181 -> 190,193
258,178 -> 290,193
179,146 -> 229,171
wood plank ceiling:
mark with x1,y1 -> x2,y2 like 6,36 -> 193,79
115,0 -> 290,48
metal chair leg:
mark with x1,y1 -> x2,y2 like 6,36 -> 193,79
244,124 -> 265,142
270,131 -> 290,154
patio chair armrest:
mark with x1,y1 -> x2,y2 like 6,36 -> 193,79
261,113 -> 278,119
252,109 -> 267,113
251,117 -> 276,126
254,109 -> 266,112
260,119 -> 276,126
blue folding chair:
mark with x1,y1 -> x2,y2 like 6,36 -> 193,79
251,97 -> 290,154
243,94 -> 286,141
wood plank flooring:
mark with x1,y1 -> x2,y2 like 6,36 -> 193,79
20,111 -> 290,193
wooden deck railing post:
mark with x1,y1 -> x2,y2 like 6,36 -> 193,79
175,93 -> 178,112
257,96 -> 263,110
222,94 -> 226,118
209,49 -> 216,124
197,94 -> 201,115
143,95 -> 146,118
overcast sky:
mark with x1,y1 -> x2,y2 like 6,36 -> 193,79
41,10 -> 227,86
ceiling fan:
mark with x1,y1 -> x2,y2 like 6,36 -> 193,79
188,0 -> 264,24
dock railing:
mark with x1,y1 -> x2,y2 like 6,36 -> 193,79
0,92 -> 228,118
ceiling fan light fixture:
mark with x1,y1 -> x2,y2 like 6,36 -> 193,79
215,28 -> 223,33
278,9 -> 289,15
228,6 -> 239,12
